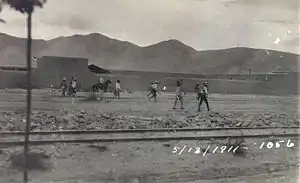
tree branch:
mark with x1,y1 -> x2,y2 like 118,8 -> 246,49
1,0 -> 46,13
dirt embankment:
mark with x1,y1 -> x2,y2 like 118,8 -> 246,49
0,109 -> 299,131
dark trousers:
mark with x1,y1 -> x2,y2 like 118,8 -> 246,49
67,87 -> 72,96
198,94 -> 210,111
148,90 -> 157,102
68,87 -> 76,97
61,88 -> 66,96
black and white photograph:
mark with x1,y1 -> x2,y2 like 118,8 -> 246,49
0,0 -> 299,182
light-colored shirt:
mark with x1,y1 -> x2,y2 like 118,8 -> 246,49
71,81 -> 76,88
200,86 -> 208,94
152,84 -> 158,90
116,83 -> 121,90
99,77 -> 104,83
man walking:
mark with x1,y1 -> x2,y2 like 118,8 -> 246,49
148,81 -> 159,102
173,80 -> 184,109
67,77 -> 74,96
70,77 -> 77,97
60,77 -> 68,96
198,82 -> 210,112
114,80 -> 121,99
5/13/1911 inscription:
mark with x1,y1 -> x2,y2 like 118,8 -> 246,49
172,139 -> 296,156
172,145 -> 239,156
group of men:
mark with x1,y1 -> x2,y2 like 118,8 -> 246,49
60,76 -> 122,98
147,80 -> 210,112
59,76 -> 210,111
60,77 -> 77,97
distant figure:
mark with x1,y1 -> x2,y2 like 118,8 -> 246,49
68,77 -> 77,97
148,81 -> 159,102
173,80 -> 184,109
67,77 -> 73,96
60,77 -> 68,96
91,79 -> 112,100
92,79 -> 112,92
114,80 -> 121,99
49,84 -> 55,97
197,82 -> 210,112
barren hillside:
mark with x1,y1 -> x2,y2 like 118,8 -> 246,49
0,32 -> 299,74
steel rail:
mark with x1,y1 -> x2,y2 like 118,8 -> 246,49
1,128 -> 299,144
0,133 -> 299,147
0,126 -> 299,136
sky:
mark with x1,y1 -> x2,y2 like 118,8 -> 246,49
0,0 -> 299,53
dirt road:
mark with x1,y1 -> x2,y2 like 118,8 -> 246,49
0,89 -> 299,183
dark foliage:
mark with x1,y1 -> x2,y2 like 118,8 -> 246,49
1,0 -> 46,13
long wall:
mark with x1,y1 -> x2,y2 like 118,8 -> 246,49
103,71 -> 299,96
108,70 -> 293,82
0,56 -> 100,89
0,64 -> 298,95
0,70 -> 27,88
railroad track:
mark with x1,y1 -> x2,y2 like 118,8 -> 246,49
0,127 -> 299,147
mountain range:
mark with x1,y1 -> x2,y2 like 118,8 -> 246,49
0,32 -> 299,74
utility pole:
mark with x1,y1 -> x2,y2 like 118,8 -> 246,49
24,9 -> 33,183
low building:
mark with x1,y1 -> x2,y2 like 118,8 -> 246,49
0,56 -> 109,89
33,56 -> 109,89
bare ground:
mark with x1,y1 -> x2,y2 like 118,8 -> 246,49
0,89 -> 299,183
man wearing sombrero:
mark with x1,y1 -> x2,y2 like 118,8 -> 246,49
173,80 -> 184,109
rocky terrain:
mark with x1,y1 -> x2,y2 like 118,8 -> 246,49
1,109 -> 299,132
0,90 -> 299,183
